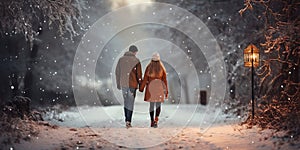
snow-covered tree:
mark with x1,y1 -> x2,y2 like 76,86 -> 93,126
0,0 -> 82,41
0,0 -> 83,102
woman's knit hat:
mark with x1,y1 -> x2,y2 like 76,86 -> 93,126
152,52 -> 160,61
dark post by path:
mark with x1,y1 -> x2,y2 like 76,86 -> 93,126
251,46 -> 254,119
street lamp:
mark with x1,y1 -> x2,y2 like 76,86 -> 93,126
244,44 -> 259,119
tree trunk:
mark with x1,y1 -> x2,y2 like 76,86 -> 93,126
24,42 -> 39,99
11,72 -> 19,97
7,37 -> 22,99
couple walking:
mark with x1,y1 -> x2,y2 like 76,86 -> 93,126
115,45 -> 168,128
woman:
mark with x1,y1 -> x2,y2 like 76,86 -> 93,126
139,52 -> 168,128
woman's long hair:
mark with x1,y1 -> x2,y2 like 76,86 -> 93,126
147,60 -> 166,78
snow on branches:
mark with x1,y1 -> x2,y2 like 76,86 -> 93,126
0,0 -> 84,42
240,0 -> 300,141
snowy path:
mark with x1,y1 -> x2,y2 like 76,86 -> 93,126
6,126 -> 220,150
5,123 -> 297,150
41,104 -> 224,148
3,105 -> 299,150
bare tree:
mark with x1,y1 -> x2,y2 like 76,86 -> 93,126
240,0 -> 300,140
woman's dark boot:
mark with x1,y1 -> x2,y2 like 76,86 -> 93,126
150,111 -> 155,127
153,117 -> 159,128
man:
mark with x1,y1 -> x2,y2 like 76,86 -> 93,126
115,45 -> 142,128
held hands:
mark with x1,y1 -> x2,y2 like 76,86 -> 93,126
139,89 -> 144,92
164,91 -> 168,99
139,86 -> 144,92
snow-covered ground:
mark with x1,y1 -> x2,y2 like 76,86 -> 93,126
3,104 -> 299,149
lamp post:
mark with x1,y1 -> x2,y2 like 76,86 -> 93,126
244,44 -> 259,119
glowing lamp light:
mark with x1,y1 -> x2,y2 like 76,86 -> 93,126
244,44 -> 259,68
